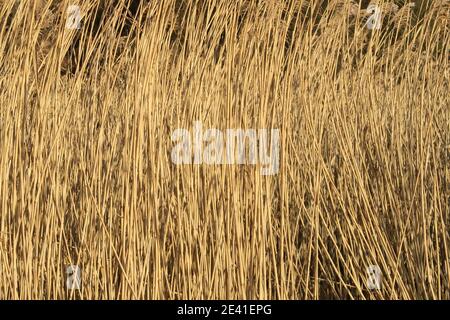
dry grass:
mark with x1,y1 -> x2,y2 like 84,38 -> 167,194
0,0 -> 448,299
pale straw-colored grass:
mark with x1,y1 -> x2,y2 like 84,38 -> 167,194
0,0 -> 448,299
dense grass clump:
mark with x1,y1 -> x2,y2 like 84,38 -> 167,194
0,0 -> 448,299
